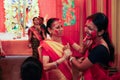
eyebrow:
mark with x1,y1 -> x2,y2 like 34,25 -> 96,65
86,25 -> 94,30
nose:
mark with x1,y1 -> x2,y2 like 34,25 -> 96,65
60,26 -> 63,31
84,27 -> 91,36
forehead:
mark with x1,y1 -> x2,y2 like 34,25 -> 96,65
34,18 -> 39,20
52,20 -> 62,26
39,18 -> 43,21
85,20 -> 96,28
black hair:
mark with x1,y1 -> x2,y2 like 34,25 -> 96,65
46,18 -> 60,34
21,56 -> 43,80
32,17 -> 38,21
87,12 -> 115,62
39,17 -> 44,21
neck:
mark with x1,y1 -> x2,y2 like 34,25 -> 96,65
51,36 -> 62,43
34,24 -> 39,26
93,36 -> 103,45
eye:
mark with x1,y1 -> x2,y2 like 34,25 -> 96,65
56,25 -> 62,29
86,26 -> 94,31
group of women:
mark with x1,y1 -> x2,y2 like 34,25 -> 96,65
28,13 -> 120,80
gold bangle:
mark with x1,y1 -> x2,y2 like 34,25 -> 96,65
56,60 -> 59,66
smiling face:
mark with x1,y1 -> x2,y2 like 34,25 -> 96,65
33,17 -> 39,25
84,20 -> 98,40
49,20 -> 64,37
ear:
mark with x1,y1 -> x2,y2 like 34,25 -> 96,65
98,30 -> 104,37
48,27 -> 52,34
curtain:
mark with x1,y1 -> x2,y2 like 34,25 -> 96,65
0,0 -> 112,41
111,0 -> 120,70
0,1 -> 5,32
0,0 -> 114,57
38,0 -> 57,24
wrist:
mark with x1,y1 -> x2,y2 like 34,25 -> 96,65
55,60 -> 59,67
69,57 -> 75,62
56,60 -> 59,66
62,55 -> 68,60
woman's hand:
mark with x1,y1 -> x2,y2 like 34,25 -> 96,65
83,36 -> 93,49
63,43 -> 72,59
77,57 -> 85,63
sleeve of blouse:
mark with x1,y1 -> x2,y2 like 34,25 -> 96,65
88,45 -> 109,64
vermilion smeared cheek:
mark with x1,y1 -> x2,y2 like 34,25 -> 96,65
54,30 -> 59,34
91,30 -> 97,39
83,30 -> 97,41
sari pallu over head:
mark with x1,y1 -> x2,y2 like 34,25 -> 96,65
40,40 -> 73,80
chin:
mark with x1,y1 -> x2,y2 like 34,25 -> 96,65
56,35 -> 63,37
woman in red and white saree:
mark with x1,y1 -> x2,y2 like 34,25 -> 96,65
38,18 -> 88,80
40,39 -> 73,80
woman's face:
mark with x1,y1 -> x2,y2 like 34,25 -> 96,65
84,20 -> 98,40
39,18 -> 43,25
33,18 -> 39,25
50,20 -> 64,37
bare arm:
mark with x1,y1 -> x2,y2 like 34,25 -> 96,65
72,43 -> 86,54
43,46 -> 72,71
28,30 -> 32,48
72,40 -> 93,54
70,57 -> 93,71
43,56 -> 66,71
28,31 -> 32,43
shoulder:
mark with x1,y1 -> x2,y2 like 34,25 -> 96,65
40,39 -> 51,49
40,40 -> 47,46
30,26 -> 35,29
92,45 -> 108,53
28,26 -> 34,31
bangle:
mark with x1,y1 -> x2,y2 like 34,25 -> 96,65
69,57 -> 75,62
55,61 -> 59,67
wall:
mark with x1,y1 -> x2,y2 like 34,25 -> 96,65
0,56 -> 29,80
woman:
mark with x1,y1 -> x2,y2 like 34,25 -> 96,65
28,17 -> 45,59
69,12 -> 120,80
38,18 -> 89,80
